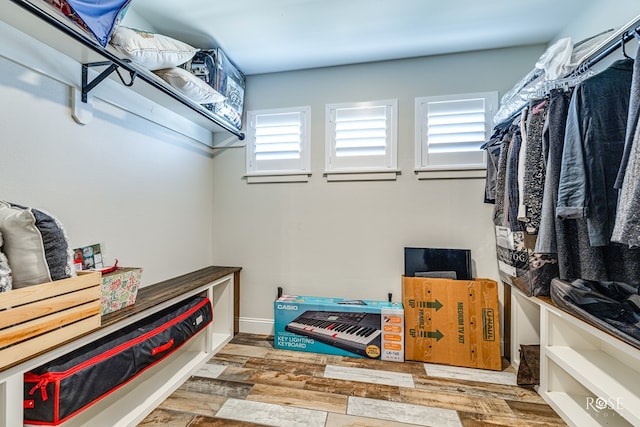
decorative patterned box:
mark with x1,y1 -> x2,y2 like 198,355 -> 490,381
100,267 -> 142,315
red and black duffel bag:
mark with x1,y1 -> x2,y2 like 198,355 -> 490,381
24,295 -> 212,425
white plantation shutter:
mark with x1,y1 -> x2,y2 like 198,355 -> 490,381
255,112 -> 302,161
416,92 -> 498,170
427,99 -> 486,152
334,105 -> 387,157
326,100 -> 397,172
247,107 -> 310,174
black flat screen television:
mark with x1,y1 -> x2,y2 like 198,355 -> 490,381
404,247 -> 472,280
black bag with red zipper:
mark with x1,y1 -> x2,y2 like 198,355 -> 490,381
23,295 -> 213,426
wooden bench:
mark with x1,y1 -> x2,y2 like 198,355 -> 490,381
0,265 -> 241,427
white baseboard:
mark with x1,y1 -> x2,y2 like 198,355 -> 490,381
238,317 -> 275,335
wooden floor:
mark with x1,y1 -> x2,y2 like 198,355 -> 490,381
138,333 -> 566,427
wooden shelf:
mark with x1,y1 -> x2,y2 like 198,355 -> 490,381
0,0 -> 245,144
101,266 -> 241,328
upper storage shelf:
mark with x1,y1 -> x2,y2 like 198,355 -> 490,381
0,0 -> 245,143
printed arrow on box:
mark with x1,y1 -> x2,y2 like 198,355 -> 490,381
426,300 -> 443,311
418,300 -> 443,311
427,330 -> 444,341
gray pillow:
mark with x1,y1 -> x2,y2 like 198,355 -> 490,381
0,201 -> 75,288
0,231 -> 11,293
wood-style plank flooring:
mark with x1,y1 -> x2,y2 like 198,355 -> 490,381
138,333 -> 566,427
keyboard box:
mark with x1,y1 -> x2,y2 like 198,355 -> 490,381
402,276 -> 502,370
274,295 -> 404,361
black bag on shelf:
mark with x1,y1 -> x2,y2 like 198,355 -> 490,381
23,295 -> 213,426
550,278 -> 640,350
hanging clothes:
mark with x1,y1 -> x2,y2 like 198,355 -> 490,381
484,144 -> 502,204
506,119 -> 525,232
483,123 -> 509,204
517,107 -> 529,223
493,123 -> 515,226
614,44 -> 640,189
536,89 -> 573,254
491,109 -> 559,296
556,58 -> 634,247
491,26 -> 640,345
612,115 -> 640,247
534,88 -> 608,282
612,45 -> 640,247
552,58 -> 640,284
522,98 -> 549,234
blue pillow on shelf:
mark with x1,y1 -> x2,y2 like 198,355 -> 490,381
45,0 -> 132,47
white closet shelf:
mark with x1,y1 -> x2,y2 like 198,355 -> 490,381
538,298 -> 640,427
546,346 -> 640,426
544,391 -> 630,427
0,0 -> 245,142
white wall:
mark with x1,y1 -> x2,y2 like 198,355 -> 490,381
0,55 -> 216,286
121,8 -> 155,30
215,2 -> 640,334
4,2 -> 638,335
211,45 -> 549,331
557,0 -> 640,42
552,1 -> 640,76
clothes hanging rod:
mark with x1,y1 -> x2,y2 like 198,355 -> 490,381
572,14 -> 640,75
493,15 -> 640,128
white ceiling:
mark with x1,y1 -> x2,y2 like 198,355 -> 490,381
128,0 -> 598,75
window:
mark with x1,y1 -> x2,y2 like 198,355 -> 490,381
325,99 -> 398,179
415,91 -> 498,174
246,106 -> 310,181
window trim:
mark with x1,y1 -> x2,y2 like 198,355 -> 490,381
245,106 -> 311,181
414,91 -> 498,175
325,99 -> 398,179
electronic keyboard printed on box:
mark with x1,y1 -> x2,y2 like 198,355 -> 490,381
274,295 -> 404,362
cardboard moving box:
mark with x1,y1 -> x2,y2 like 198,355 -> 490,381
402,276 -> 502,370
